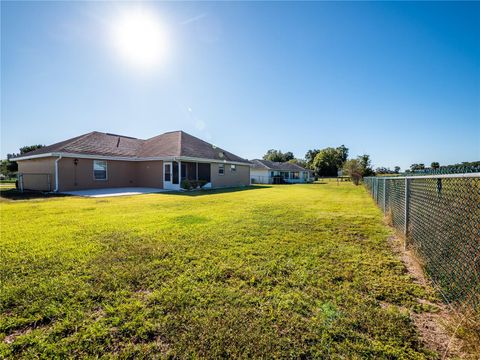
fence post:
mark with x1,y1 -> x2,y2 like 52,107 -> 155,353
19,174 -> 24,192
404,177 -> 410,248
383,178 -> 387,213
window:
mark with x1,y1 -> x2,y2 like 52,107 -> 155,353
230,164 -> 236,172
172,162 -> 179,184
218,164 -> 224,175
165,164 -> 171,182
93,160 -> 107,180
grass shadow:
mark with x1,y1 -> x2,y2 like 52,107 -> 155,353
0,188 -> 71,201
166,185 -> 272,197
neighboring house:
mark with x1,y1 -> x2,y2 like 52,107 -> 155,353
13,131 -> 251,192
250,159 -> 312,184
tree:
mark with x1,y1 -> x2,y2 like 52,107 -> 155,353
309,145 -> 349,177
305,149 -> 320,168
288,158 -> 307,168
1,144 -> 45,178
431,162 -> 440,169
336,145 -> 349,164
394,166 -> 401,174
358,154 -> 375,177
312,148 -> 340,177
19,144 -> 44,155
343,159 -> 362,185
410,163 -> 425,172
263,149 -> 294,162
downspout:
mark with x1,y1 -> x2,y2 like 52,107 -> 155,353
54,155 -> 62,192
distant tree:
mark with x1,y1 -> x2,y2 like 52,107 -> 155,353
305,149 -> 320,169
19,144 -> 44,155
288,158 -> 307,168
431,162 -> 440,169
263,149 -> 294,162
283,152 -> 294,162
313,148 -> 340,177
343,159 -> 362,185
375,167 -> 390,174
394,166 -> 401,174
310,145 -> 349,177
410,163 -> 425,171
358,154 -> 375,177
1,144 -> 45,178
336,145 -> 349,164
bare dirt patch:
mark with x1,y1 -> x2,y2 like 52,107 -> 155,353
387,235 -> 465,359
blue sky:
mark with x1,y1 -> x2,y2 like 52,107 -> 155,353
1,1 -> 479,170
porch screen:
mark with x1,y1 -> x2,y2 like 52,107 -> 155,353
172,162 -> 179,184
198,163 -> 211,183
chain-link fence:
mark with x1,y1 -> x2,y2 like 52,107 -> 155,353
364,174 -> 480,308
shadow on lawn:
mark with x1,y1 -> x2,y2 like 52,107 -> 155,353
168,185 -> 272,197
0,188 -> 71,201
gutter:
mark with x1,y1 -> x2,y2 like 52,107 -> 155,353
54,155 -> 62,192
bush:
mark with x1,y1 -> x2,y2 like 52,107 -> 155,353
181,179 -> 192,190
181,179 -> 208,190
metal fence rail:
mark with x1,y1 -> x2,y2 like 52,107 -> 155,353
364,174 -> 480,308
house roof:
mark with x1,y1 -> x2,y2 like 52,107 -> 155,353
251,159 -> 311,172
14,131 -> 250,164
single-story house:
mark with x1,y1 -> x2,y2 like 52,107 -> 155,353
250,159 -> 312,184
13,131 -> 251,192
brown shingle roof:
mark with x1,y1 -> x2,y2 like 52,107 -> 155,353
15,131 -> 250,164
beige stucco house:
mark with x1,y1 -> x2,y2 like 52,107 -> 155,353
13,131 -> 251,192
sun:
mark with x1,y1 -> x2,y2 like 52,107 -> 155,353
110,8 -> 168,70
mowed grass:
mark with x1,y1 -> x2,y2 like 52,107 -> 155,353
1,183 -> 435,358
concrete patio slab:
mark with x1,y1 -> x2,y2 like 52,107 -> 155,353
61,187 -> 167,198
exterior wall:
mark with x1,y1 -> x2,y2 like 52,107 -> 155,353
17,157 -> 56,191
135,161 -> 163,188
250,169 -> 270,184
210,163 -> 250,188
58,158 -> 137,191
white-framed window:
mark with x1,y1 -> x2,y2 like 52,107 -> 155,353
219,164 -> 225,175
230,164 -> 236,172
93,160 -> 107,180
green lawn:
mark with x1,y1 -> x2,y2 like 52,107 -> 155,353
1,183 -> 436,358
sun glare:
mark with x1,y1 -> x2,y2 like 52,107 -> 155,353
110,8 -> 168,71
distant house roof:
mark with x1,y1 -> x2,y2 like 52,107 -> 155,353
251,159 -> 311,172
13,131 -> 250,164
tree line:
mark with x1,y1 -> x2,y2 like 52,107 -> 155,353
263,145 -> 376,184
0,145 -> 44,179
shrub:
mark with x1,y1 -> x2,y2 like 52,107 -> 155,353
181,179 -> 192,190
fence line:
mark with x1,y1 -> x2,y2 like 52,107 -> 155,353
364,174 -> 480,308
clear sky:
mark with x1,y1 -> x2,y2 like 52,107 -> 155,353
1,1 -> 479,170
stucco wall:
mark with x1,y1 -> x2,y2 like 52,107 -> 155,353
135,161 -> 163,188
58,158 -> 137,191
210,163 -> 250,188
17,157 -> 56,191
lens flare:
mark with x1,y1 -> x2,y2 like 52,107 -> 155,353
110,8 -> 168,70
